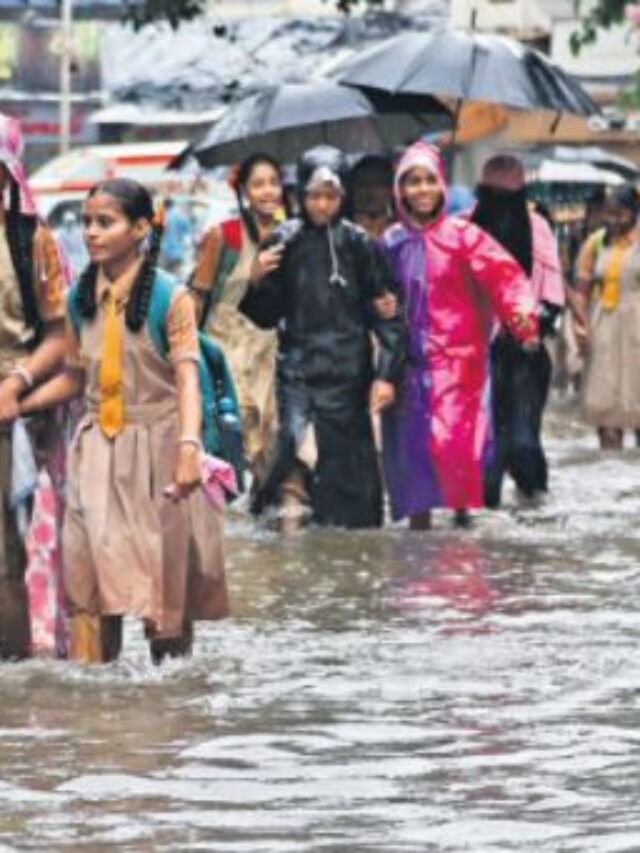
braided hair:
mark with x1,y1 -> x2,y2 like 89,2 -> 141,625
5,176 -> 42,342
233,153 -> 285,244
76,178 -> 163,332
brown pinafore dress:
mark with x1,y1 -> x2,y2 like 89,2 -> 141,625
63,285 -> 228,638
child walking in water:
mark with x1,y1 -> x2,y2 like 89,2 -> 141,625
20,179 -> 228,663
381,142 -> 539,530
240,146 -> 405,530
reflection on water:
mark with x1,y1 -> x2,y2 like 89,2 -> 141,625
2,407 -> 640,851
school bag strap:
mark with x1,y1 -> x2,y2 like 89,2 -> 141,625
221,218 -> 242,252
67,282 -> 82,341
146,268 -> 176,355
146,270 -> 244,485
197,218 -> 244,330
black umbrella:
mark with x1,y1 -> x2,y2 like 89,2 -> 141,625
335,27 -> 598,121
189,80 -> 451,167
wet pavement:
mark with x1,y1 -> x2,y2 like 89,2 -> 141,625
1,401 -> 640,852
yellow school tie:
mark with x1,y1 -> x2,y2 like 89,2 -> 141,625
600,241 -> 629,311
98,289 -> 125,438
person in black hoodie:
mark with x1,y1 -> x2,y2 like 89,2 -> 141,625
240,145 -> 405,530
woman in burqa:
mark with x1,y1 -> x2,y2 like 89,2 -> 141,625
471,155 -> 565,507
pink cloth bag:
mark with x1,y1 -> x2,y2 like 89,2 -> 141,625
25,470 -> 68,657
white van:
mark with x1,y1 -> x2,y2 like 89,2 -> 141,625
29,140 -> 189,225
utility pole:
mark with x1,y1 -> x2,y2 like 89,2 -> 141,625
59,0 -> 73,153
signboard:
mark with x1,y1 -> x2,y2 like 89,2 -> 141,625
0,21 -> 100,93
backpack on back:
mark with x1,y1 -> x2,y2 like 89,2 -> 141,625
198,219 -> 243,330
68,270 -> 245,488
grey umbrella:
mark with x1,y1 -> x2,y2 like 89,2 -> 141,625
189,80 -> 451,167
335,27 -> 598,120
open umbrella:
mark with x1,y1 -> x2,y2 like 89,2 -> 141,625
189,79 -> 450,168
529,160 -> 623,186
335,27 -> 598,130
549,146 -> 640,181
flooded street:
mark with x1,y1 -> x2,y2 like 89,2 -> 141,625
2,402 -> 640,852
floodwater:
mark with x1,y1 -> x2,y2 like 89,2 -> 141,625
2,402 -> 640,852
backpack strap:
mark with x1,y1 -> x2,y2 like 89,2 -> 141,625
146,269 -> 178,357
67,282 -> 82,340
199,219 -> 243,330
220,218 -> 242,253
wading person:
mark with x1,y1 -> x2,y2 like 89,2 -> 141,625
381,142 -> 539,531
20,179 -> 228,664
240,145 -> 405,530
470,155 -> 565,507
0,115 -> 68,660
189,154 -> 284,492
572,185 -> 640,450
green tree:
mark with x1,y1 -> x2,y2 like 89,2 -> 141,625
571,0 -> 636,54
571,1 -> 640,105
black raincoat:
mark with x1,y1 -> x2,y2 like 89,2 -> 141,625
240,218 -> 405,528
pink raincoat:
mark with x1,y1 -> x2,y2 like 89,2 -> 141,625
381,142 -> 539,517
463,206 -> 566,307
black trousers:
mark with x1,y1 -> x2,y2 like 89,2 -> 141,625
485,335 -> 552,508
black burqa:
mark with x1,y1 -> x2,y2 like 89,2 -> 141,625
472,186 -> 558,507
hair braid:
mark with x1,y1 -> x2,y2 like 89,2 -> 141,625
125,222 -> 162,332
5,178 -> 42,341
77,261 -> 99,319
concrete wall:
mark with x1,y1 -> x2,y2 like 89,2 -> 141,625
450,0 -> 550,34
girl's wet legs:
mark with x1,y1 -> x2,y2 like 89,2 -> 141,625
598,428 -> 623,450
101,615 -> 123,663
410,511 -> 432,531
453,509 -> 472,529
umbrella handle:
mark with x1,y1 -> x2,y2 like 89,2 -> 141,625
450,98 -> 464,148
550,110 -> 562,134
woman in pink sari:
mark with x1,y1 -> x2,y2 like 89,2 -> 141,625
381,142 -> 539,529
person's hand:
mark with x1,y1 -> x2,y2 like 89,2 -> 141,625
164,442 -> 202,502
573,317 -> 589,353
0,375 -> 24,424
374,291 -> 397,319
521,337 -> 541,354
250,244 -> 284,283
512,311 -> 537,338
370,380 -> 396,414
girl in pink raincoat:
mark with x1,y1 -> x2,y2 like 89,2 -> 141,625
381,142 -> 539,530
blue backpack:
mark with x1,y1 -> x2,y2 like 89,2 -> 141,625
68,270 -> 244,487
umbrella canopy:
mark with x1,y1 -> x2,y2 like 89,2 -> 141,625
551,145 -> 640,180
335,27 -> 598,118
530,160 -> 623,186
190,80 -> 450,168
